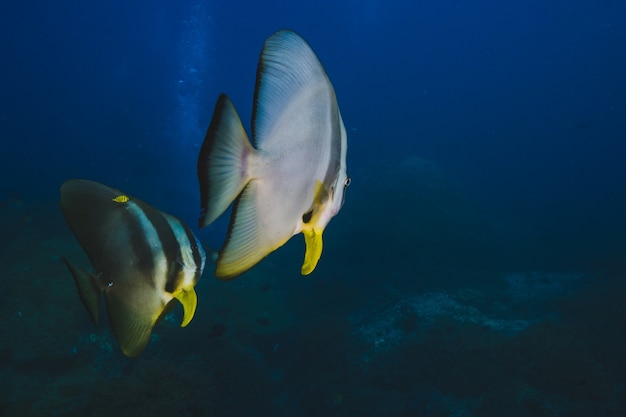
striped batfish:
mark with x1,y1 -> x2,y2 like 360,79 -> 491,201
198,29 -> 350,279
60,179 -> 205,357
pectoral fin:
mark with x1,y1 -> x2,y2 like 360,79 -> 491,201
301,228 -> 323,275
63,257 -> 102,325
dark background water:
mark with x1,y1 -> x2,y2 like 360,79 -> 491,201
2,0 -> 625,269
1,0 -> 625,415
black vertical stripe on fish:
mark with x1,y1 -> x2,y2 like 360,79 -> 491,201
321,104 -> 342,190
124,203 -> 158,279
182,221 -> 204,281
162,214 -> 204,293
137,201 -> 184,292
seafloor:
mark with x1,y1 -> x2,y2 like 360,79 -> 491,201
1,158 -> 624,416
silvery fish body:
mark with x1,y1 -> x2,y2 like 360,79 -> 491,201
198,29 -> 349,279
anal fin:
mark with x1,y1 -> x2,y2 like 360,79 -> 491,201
104,292 -> 158,358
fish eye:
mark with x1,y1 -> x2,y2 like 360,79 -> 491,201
344,177 -> 351,187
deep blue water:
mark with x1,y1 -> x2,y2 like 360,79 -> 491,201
1,1 -> 625,416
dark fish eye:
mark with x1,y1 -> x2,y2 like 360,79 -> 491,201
344,177 -> 351,187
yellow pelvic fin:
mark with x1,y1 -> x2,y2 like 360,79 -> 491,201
112,195 -> 130,203
301,228 -> 323,275
174,287 -> 198,327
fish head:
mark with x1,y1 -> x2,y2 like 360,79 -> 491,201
163,214 -> 207,327
311,109 -> 350,226
175,232 -> 207,285
300,118 -> 349,275
314,173 -> 350,231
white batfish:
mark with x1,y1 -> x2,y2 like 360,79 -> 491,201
198,29 -> 349,279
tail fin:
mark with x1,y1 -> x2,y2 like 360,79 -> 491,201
63,257 -> 102,325
198,94 -> 254,228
